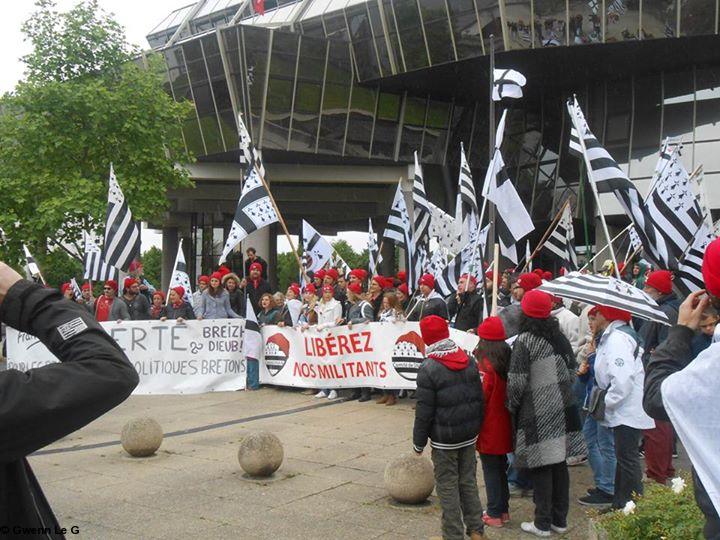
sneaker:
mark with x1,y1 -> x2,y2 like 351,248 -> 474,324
587,487 -> 599,496
327,390 -> 338,400
578,489 -> 613,507
567,455 -> 588,466
501,513 -> 510,523
358,394 -> 372,402
482,514 -> 503,528
302,389 -> 315,395
672,451 -> 679,458
520,522 -> 551,537
551,524 -> 568,534
314,390 -> 327,398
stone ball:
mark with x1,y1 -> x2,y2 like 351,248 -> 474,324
121,417 -> 163,457
384,453 -> 435,504
237,431 -> 284,477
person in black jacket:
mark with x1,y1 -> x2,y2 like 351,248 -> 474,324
0,262 -> 139,538
243,247 -> 268,281
413,315 -> 486,540
162,287 -> 195,321
246,262 -> 271,314
447,274 -> 483,332
407,274 -> 449,322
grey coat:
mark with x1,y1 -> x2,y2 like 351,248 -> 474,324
197,290 -> 240,319
506,331 -> 586,469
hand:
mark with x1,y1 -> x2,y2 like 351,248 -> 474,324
240,278 -> 247,288
347,322 -> 353,330
277,321 -> 285,327
0,262 -> 23,306
176,317 -> 185,324
139,284 -> 148,291
116,319 -> 123,324
587,340 -> 596,354
467,328 -> 476,334
160,316 -> 167,321
577,361 -> 589,376
678,290 -> 710,331
196,316 -> 203,321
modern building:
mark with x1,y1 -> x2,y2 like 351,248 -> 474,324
147,0 -> 720,286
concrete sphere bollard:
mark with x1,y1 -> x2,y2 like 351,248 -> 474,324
237,431 -> 284,477
121,417 -> 163,457
384,453 -> 435,504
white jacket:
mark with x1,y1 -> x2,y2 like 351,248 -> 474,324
552,307 -> 580,358
594,320 -> 654,430
315,298 -> 342,329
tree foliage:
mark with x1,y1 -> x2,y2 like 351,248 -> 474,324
141,246 -> 162,289
0,0 -> 194,267
332,239 -> 369,270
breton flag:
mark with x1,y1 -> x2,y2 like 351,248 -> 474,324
302,220 -> 334,273
330,251 -> 351,278
412,152 -> 432,250
435,224 -> 490,297
168,239 -> 193,306
628,225 -> 643,252
83,232 -> 117,281
367,218 -> 383,275
383,181 -> 407,244
492,69 -> 526,101
607,0 -> 626,16
404,222 -> 426,295
646,139 -> 679,200
676,225 -> 715,294
242,295 -> 263,363
102,164 -> 141,272
542,203 -> 578,271
482,110 -> 534,264
644,148 -> 704,266
429,201 -> 462,255
382,180 -> 423,291
22,244 -> 42,282
454,143 -> 479,245
219,167 -> 279,264
70,278 -> 83,300
237,113 -> 265,179
567,97 -> 670,269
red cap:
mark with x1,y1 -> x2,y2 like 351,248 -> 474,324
398,283 -> 409,295
460,274 -> 477,286
249,262 -> 262,273
315,269 -> 326,280
326,268 -> 339,281
703,238 -> 720,297
542,271 -> 553,281
81,282 -> 91,291
645,270 -> 673,295
172,287 -> 185,298
105,280 -> 118,291
517,272 -> 542,291
371,275 -> 384,287
128,260 -> 142,273
477,316 -> 507,341
347,282 -> 362,295
521,289 -> 553,319
533,268 -> 544,276
218,264 -> 231,276
588,306 -> 600,318
198,275 -> 210,284
210,272 -> 222,281
304,283 -> 317,294
287,283 -> 300,297
60,283 -> 71,294
596,304 -> 632,322
396,271 -> 407,283
123,277 -> 138,290
618,262 -> 627,275
153,290 -> 166,301
485,269 -> 500,285
322,284 -> 334,294
418,273 -> 435,289
420,315 -> 450,345
349,269 -> 366,281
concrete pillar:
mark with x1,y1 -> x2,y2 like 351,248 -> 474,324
380,238 -> 395,275
241,226 -> 270,278
161,226 -> 179,292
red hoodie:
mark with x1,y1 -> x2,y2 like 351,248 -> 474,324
476,356 -> 513,455
427,344 -> 469,371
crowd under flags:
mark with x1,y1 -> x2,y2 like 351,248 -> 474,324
481,110 -> 535,264
168,239 -> 194,307
542,202 -> 578,271
367,219 -> 382,275
102,164 -> 141,272
83,232 -> 117,281
237,113 -> 265,179
492,68 -> 526,101
454,143 -> 479,245
435,224 -> 490,297
219,167 -> 279,264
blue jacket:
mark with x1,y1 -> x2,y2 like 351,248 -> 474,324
197,290 -> 240,319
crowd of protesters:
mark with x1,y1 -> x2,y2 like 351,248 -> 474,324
52,245 -> 720,539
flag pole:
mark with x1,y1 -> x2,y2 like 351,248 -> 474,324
579,223 -> 633,272
521,199 -> 570,272
570,96 -> 621,279
491,244 -> 500,316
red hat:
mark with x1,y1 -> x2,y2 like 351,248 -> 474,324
105,280 -> 118,291
618,262 -> 627,275
419,315 -> 450,345
645,270 -> 673,295
249,262 -> 262,273
588,306 -> 600,318
153,290 -> 166,301
218,264 -> 231,276
398,283 -> 409,295
123,277 -> 138,290
485,269 -> 500,285
198,275 -> 210,284
596,304 -> 632,322
347,282 -> 362,295
287,283 -> 301,297
396,271 -> 407,283
210,272 -> 223,281
521,289 -> 553,319
322,284 -> 334,294
326,268 -> 339,281
172,287 -> 185,298
60,283 -> 71,294
315,269 -> 326,280
542,271 -> 553,281
533,268 -> 544,276
371,275 -> 384,287
418,273 -> 435,289
304,283 -> 317,294
81,282 -> 91,291
128,260 -> 142,273
349,269 -> 366,281
703,238 -> 720,297
460,274 -> 478,286
516,272 -> 542,291
477,316 -> 507,341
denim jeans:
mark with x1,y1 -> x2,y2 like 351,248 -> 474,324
507,452 -> 533,490
583,416 -> 616,494
246,358 -> 260,390
480,454 -> 510,518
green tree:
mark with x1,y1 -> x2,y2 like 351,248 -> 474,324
0,0 -> 194,267
331,239 -> 369,270
276,251 -> 300,292
141,246 -> 162,289
35,248 -> 84,289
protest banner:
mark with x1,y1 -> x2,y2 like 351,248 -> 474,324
260,321 -> 479,389
7,319 -> 247,395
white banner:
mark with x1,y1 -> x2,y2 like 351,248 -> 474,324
7,320 -> 247,395
259,322 -> 479,389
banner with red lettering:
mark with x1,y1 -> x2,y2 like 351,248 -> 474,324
259,322 -> 479,389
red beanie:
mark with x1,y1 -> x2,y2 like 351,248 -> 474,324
105,280 -> 118,291
326,268 -> 339,281
347,282 -> 362,295
596,304 -> 632,322
371,275 -> 384,287
81,282 -> 91,291
218,264 -> 231,276
517,272 -> 542,291
521,289 -> 553,319
477,316 -> 507,341
542,271 -> 553,281
419,273 -> 435,289
315,269 -> 326,281
703,238 -> 720,297
533,268 -> 544,276
153,290 -> 166,301
287,283 -> 300,297
645,270 -> 673,295
396,271 -> 407,283
485,270 -> 500,285
172,287 -> 185,299
210,272 -> 222,281
249,262 -> 262,273
461,273 -> 477,286
124,277 -> 138,290
420,315 -> 450,345
128,260 -> 142,273
304,283 -> 317,294
349,269 -> 365,281
198,275 -> 210,284
398,283 -> 409,295
60,283 -> 71,294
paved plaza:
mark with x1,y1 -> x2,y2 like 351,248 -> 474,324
29,388 -> 677,539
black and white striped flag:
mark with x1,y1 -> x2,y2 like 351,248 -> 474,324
542,203 -> 577,271
242,295 -> 262,363
435,224 -> 489,297
102,164 -> 141,272
676,225 -> 715,294
493,69 -> 526,101
412,152 -> 432,250
607,0 -> 626,16
70,278 -> 83,300
22,244 -> 41,281
383,181 -> 407,244
628,226 -> 643,252
238,113 -> 265,179
454,143 -> 479,245
220,167 -> 279,263
302,220 -> 334,273
367,218 -> 383,275
168,239 -> 193,306
567,97 -> 670,269
83,233 -> 117,281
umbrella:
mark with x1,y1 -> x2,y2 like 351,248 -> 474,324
537,271 -> 670,325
